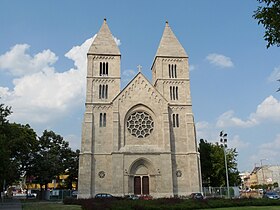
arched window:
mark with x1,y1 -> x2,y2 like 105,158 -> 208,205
176,114 -> 179,127
172,114 -> 179,127
99,84 -> 108,99
99,62 -> 102,76
169,64 -> 171,78
103,113 -> 106,127
105,62 -> 108,75
99,84 -> 102,99
102,62 -> 106,75
170,86 -> 178,100
100,113 -> 102,127
105,84 -> 108,99
174,64 -> 177,78
100,113 -> 107,127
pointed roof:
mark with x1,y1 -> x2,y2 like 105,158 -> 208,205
155,21 -> 188,58
88,19 -> 120,55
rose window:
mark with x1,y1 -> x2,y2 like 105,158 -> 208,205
127,111 -> 154,138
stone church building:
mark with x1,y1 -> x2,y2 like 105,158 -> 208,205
78,19 -> 202,198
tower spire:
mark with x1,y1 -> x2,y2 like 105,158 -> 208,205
88,19 -> 120,55
154,21 -> 188,58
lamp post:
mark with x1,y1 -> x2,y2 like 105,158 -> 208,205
220,131 -> 230,198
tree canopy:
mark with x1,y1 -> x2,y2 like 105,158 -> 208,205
199,139 -> 241,187
0,103 -> 79,196
253,0 -> 280,48
0,104 -> 37,191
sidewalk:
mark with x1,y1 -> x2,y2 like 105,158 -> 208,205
0,199 -> 22,210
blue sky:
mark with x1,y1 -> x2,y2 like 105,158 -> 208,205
0,0 -> 280,172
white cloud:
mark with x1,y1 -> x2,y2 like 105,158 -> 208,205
217,96 -> 280,128
0,34 -> 122,125
0,44 -> 58,76
267,66 -> 280,82
206,53 -> 234,68
249,134 -> 280,166
251,95 -> 280,121
0,35 -> 97,124
113,37 -> 121,46
216,110 -> 258,128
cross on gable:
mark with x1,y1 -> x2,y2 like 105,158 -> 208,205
137,65 -> 142,72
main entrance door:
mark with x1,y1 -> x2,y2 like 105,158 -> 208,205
134,176 -> 149,195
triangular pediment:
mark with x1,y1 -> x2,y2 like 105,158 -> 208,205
113,72 -> 168,106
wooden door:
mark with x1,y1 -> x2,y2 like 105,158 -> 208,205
142,176 -> 149,195
134,176 -> 141,195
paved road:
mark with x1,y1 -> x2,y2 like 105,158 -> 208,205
0,199 -> 22,210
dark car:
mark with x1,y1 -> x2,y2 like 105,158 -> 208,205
190,192 -> 204,199
95,193 -> 114,199
263,192 -> 280,199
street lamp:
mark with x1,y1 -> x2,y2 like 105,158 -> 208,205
220,131 -> 230,198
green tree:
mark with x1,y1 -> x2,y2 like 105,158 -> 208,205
199,139 -> 241,187
29,130 -> 74,193
0,104 -> 37,192
253,0 -> 280,48
64,149 -> 80,189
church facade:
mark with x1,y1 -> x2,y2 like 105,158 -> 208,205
78,19 -> 202,198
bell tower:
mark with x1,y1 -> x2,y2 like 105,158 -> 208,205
78,19 -> 121,198
151,21 -> 201,195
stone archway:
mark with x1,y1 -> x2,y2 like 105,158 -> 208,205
128,158 -> 156,195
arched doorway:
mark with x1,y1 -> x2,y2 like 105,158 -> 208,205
134,175 -> 149,195
128,158 -> 156,195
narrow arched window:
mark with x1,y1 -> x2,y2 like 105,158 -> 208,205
100,113 -> 107,127
102,62 -> 106,75
100,113 -> 103,127
100,62 -> 102,76
174,64 -> 177,78
105,85 -> 108,99
172,114 -> 176,127
176,114 -> 179,127
175,86 -> 178,100
106,62 -> 108,75
169,64 -> 171,78
103,113 -> 106,127
102,85 -> 104,98
170,86 -> 172,100
99,84 -> 102,99
171,65 -> 174,78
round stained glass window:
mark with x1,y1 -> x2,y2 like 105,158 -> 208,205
127,111 -> 154,138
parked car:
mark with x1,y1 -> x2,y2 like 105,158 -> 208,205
190,192 -> 204,199
263,192 -> 280,199
125,194 -> 139,200
95,193 -> 114,199
71,190 -> 78,198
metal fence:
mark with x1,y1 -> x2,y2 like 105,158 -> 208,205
202,187 -> 240,198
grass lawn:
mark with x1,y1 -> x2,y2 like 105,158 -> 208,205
209,207 -> 280,210
22,202 -> 82,210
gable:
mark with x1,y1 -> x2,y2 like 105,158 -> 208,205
113,72 -> 168,107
